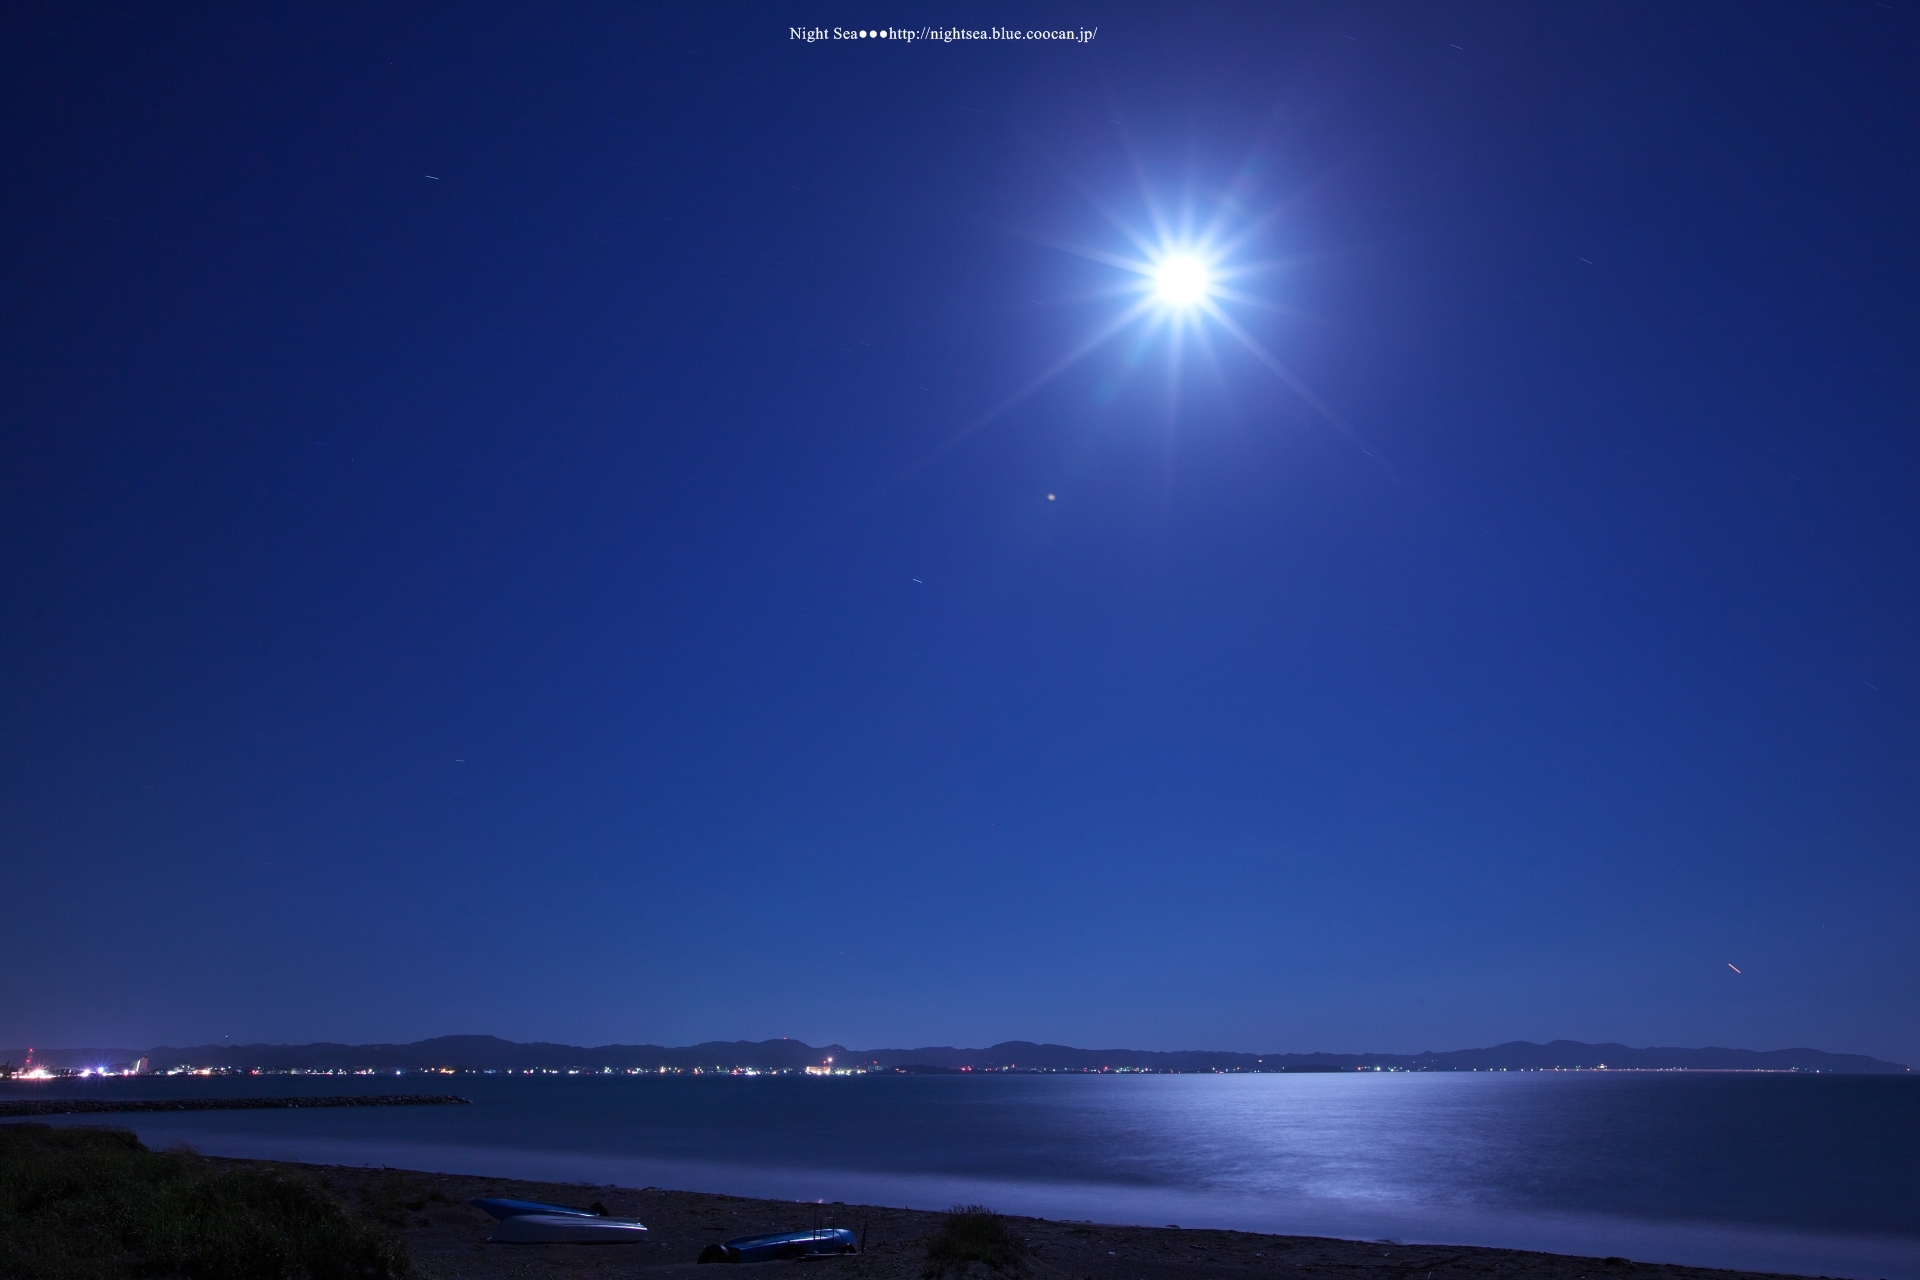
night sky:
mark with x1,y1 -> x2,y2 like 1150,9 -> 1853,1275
4,4 -> 1915,1066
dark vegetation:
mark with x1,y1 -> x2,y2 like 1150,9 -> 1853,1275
0,1123 -> 409,1279
924,1204 -> 1028,1277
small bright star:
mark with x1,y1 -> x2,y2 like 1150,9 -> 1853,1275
1154,255 -> 1209,307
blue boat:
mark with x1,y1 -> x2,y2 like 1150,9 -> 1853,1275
489,1213 -> 648,1244
469,1197 -> 600,1221
699,1227 -> 860,1263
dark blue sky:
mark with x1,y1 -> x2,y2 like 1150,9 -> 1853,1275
4,3 -> 1915,1064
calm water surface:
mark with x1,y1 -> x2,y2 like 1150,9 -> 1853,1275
7,1073 -> 1915,1278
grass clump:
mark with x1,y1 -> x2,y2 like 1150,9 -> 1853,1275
924,1204 -> 1028,1277
0,1123 -> 409,1280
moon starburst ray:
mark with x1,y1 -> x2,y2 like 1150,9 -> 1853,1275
864,295 -> 1161,504
869,153 -> 1377,505
1006,228 -> 1154,276
1202,300 -> 1392,475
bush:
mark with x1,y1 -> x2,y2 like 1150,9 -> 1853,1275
0,1123 -> 409,1280
924,1204 -> 1027,1277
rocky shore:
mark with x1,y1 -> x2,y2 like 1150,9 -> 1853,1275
238,1158 -> 1821,1280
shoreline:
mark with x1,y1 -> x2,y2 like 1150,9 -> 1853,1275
0,1094 -> 469,1117
222,1157 -> 1836,1280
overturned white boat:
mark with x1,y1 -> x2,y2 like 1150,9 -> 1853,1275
489,1212 -> 649,1244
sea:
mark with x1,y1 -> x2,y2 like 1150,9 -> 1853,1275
5,1071 -> 1915,1279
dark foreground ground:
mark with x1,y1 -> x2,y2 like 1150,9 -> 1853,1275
244,1159 -> 1821,1280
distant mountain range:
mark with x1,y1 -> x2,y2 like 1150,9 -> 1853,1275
5,1036 -> 1908,1074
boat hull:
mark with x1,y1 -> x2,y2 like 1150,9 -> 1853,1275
470,1197 -> 598,1221
490,1213 -> 649,1244
700,1227 -> 859,1262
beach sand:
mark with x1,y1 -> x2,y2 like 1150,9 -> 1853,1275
222,1157 -> 1821,1280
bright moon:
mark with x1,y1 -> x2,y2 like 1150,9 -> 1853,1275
1155,255 -> 1209,306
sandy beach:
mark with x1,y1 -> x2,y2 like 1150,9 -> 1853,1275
240,1158 -> 1824,1280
